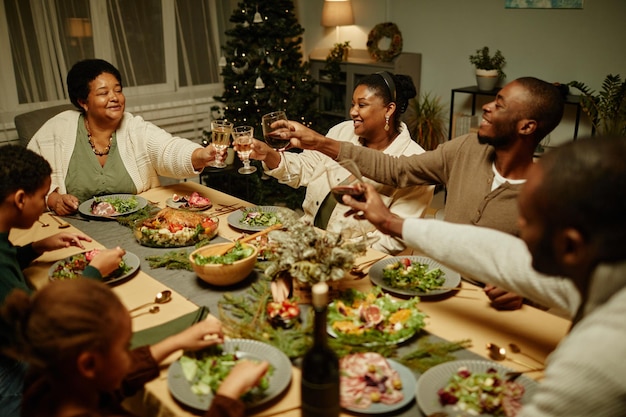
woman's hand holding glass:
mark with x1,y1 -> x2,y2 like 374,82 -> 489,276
232,125 -> 257,174
209,120 -> 233,168
261,111 -> 298,183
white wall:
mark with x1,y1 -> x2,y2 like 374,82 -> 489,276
298,0 -> 626,145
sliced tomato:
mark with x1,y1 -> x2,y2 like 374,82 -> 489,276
168,223 -> 184,233
201,218 -> 216,230
401,258 -> 412,268
267,300 -> 300,319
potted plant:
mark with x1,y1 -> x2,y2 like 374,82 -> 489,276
403,93 -> 447,151
469,47 -> 506,91
569,74 -> 626,136
324,41 -> 351,82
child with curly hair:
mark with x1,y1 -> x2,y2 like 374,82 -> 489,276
0,278 -> 268,417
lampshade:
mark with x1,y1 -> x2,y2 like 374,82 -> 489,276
321,0 -> 354,27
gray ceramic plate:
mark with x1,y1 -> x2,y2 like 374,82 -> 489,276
165,197 -> 212,211
416,359 -> 538,417
369,256 -> 461,297
227,206 -> 293,232
78,194 -> 148,218
48,251 -> 140,285
342,359 -> 416,414
168,338 -> 292,410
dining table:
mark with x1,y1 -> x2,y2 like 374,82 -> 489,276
11,180 -> 572,417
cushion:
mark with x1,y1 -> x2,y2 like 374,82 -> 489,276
14,104 -> 75,147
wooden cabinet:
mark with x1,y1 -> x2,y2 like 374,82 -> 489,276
309,49 -> 421,133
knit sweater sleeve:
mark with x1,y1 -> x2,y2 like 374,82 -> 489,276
402,218 -> 580,318
205,394 -> 246,417
118,114 -> 203,192
16,244 -> 40,269
337,135 -> 471,188
518,286 -> 626,417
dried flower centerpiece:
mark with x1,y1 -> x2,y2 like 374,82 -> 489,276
263,218 -> 366,302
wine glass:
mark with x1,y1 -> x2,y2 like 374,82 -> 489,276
326,159 -> 377,246
326,159 -> 366,207
209,120 -> 233,168
261,111 -> 298,184
232,125 -> 257,174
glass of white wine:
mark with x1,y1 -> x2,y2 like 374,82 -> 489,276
232,125 -> 257,174
261,111 -> 298,184
209,120 -> 233,168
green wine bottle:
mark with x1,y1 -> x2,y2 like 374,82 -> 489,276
301,282 -> 340,417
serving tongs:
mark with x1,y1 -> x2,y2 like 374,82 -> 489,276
217,223 -> 283,255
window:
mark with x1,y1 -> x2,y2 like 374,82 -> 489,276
107,0 -> 166,87
0,0 -> 227,110
175,0 -> 225,87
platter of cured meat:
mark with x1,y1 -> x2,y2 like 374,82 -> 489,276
340,352 -> 416,414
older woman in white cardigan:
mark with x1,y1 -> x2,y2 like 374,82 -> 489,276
27,59 -> 218,215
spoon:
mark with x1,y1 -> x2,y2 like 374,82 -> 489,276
128,290 -> 172,313
49,214 -> 70,229
37,219 -> 50,227
508,343 -> 544,365
486,343 -> 540,370
131,306 -> 160,318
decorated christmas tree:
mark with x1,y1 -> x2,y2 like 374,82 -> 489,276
215,0 -> 319,132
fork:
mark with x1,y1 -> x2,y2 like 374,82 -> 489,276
208,205 -> 245,216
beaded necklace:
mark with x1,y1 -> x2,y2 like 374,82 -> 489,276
85,119 -> 112,156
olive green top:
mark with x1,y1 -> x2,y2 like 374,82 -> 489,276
66,115 -> 136,203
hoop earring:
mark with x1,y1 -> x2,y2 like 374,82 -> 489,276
384,116 -> 390,131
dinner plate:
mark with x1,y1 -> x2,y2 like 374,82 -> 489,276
78,194 -> 148,218
327,326 -> 416,347
369,256 -> 461,297
416,359 -> 538,417
342,359 -> 416,414
227,206 -> 293,232
327,289 -> 425,347
165,197 -> 212,211
48,251 -> 140,285
167,338 -> 292,411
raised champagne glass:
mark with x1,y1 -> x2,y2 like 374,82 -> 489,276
209,120 -> 233,168
261,111 -> 298,184
232,125 -> 257,174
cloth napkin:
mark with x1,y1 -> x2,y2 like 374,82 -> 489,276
131,305 -> 210,349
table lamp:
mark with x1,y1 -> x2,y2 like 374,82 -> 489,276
321,0 -> 354,43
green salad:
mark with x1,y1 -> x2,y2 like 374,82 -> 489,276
240,209 -> 281,227
438,366 -> 525,416
51,249 -> 130,282
327,287 -> 426,346
179,345 -> 272,401
382,258 -> 445,292
93,195 -> 139,213
193,242 -> 255,265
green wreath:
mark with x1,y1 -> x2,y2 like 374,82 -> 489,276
367,22 -> 403,62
